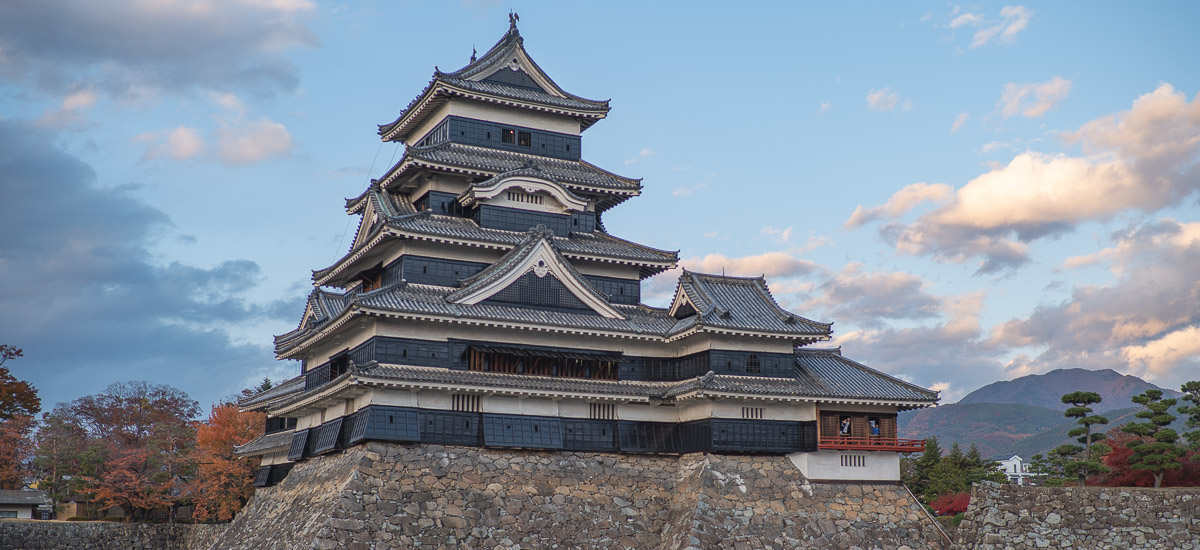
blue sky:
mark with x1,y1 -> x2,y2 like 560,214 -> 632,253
1,1 -> 1198,412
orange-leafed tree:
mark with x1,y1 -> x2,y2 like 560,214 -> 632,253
0,414 -> 35,489
0,345 -> 40,489
188,403 -> 264,522
89,448 -> 175,516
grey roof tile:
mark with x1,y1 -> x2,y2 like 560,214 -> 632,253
233,430 -> 295,457
0,490 -> 47,506
794,349 -> 939,401
391,142 -> 640,194
670,271 -> 832,337
238,375 -> 306,410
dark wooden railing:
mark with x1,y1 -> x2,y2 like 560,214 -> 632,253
819,436 -> 925,453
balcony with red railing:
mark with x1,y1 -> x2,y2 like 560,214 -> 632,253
818,435 -> 926,453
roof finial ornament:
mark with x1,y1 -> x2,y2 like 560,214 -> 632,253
470,45 -> 477,63
509,11 -> 519,30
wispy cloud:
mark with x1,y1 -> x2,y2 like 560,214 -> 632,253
845,182 -> 953,228
951,112 -> 969,133
36,88 -> 98,126
971,5 -> 1034,48
762,226 -> 793,242
134,125 -> 206,161
624,147 -> 654,166
999,76 -> 1071,118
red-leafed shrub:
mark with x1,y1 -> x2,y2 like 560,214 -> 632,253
929,492 -> 971,516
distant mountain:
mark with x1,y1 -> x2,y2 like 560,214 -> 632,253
899,368 -> 1188,459
958,368 -> 1180,413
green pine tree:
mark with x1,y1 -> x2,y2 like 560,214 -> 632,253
1180,381 -> 1200,454
1061,391 -> 1111,484
1122,389 -> 1186,487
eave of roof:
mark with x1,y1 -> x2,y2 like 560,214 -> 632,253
378,26 -> 610,142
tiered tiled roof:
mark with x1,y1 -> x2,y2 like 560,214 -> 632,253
668,271 -> 832,337
378,25 -> 610,143
793,348 -> 939,402
258,352 -> 938,417
311,209 -> 678,287
378,142 -> 641,201
277,271 -> 835,358
233,429 -> 295,457
239,375 -> 306,411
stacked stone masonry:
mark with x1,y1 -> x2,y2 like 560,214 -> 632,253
957,481 -> 1200,550
205,443 -> 949,550
0,521 -> 194,550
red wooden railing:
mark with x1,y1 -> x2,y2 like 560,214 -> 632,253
819,436 -> 926,453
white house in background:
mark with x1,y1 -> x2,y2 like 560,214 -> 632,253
997,455 -> 1030,485
0,489 -> 48,519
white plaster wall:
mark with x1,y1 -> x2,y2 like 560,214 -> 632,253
676,401 -> 712,422
710,400 -> 814,421
555,400 -> 592,419
260,451 -> 289,467
449,100 -> 581,135
483,396 -> 559,416
0,505 -> 33,519
787,450 -> 900,482
367,390 -> 419,408
618,404 -> 678,422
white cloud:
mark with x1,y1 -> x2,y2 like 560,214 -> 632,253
999,77 -> 1071,118
802,263 -> 944,327
972,5 -> 1033,48
989,218 -> 1200,387
135,125 -> 205,161
762,226 -> 793,242
1121,325 -> 1200,381
216,119 -> 293,165
683,251 -> 817,279
951,112 -> 968,133
624,147 -> 654,166
949,13 -> 983,28
210,92 -> 246,116
867,87 -> 900,112
819,102 -> 831,116
865,83 -> 1200,272
36,88 -> 98,126
845,182 -> 953,228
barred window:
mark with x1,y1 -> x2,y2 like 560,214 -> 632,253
741,407 -> 764,420
502,128 -> 515,144
589,403 -> 616,420
746,354 -> 760,374
451,394 -> 481,413
840,454 -> 868,468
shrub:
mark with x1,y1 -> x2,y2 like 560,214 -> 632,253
65,516 -> 90,521
929,492 -> 971,516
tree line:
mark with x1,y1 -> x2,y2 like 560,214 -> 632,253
901,378 -> 1200,519
0,345 -> 269,522
1032,383 -> 1200,488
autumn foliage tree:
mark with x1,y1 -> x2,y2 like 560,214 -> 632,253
0,345 -> 40,489
34,381 -> 199,520
188,403 -> 264,522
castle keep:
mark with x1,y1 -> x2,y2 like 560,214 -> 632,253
236,19 -> 938,487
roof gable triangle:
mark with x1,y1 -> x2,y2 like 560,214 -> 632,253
446,227 -> 625,319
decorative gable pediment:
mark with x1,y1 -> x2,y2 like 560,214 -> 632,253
460,169 -> 589,213
446,229 -> 624,319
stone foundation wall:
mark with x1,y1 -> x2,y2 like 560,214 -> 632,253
205,443 -> 949,550
956,481 -> 1200,549
0,520 -> 191,550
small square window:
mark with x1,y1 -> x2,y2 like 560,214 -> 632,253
502,129 -> 515,144
518,132 -> 531,147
